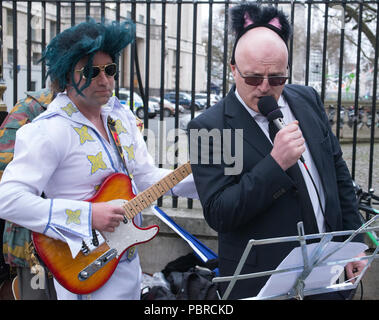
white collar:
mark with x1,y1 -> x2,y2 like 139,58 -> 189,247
234,89 -> 287,123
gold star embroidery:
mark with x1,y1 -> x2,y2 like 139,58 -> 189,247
115,119 -> 127,135
123,145 -> 135,161
87,152 -> 107,174
65,209 -> 81,225
62,103 -> 78,117
73,126 -> 95,145
128,246 -> 136,259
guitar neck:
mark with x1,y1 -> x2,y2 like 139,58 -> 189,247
122,162 -> 192,219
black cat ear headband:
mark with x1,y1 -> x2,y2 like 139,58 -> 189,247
230,3 -> 292,65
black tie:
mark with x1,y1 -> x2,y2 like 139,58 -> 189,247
269,121 -> 319,235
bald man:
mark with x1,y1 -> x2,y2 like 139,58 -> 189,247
188,4 -> 365,300
230,28 -> 304,173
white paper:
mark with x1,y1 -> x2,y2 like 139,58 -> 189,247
256,241 -> 367,299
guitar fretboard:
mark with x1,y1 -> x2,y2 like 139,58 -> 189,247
122,162 -> 192,219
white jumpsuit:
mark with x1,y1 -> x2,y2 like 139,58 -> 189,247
0,93 -> 198,299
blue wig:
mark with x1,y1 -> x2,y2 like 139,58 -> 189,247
42,18 -> 135,95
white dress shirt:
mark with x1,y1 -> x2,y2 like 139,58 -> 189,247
235,89 -> 326,233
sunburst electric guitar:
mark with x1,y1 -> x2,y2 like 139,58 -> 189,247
32,162 -> 192,294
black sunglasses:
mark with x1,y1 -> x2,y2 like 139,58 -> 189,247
75,63 -> 117,80
235,64 -> 288,87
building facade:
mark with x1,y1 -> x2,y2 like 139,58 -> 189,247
1,1 -> 207,110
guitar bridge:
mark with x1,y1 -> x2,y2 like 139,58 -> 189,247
78,248 -> 117,281
80,230 -> 105,256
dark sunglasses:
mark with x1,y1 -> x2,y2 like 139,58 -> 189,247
235,64 -> 288,87
75,63 -> 117,80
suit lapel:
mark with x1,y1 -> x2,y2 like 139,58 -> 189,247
224,88 -> 273,158
223,86 -> 327,175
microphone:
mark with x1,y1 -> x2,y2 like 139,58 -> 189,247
257,96 -> 305,163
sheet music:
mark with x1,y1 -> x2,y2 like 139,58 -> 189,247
256,241 -> 367,299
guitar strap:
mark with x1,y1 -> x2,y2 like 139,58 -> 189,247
107,116 -> 132,179
107,116 -> 137,260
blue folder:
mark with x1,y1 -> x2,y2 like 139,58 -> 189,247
152,206 -> 218,264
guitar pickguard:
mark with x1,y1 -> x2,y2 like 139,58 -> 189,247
102,199 -> 159,258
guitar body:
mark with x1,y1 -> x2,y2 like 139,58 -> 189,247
32,173 -> 159,295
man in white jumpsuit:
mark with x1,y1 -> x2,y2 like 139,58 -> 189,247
0,19 -> 198,299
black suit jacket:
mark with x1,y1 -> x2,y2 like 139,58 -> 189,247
188,84 -> 362,299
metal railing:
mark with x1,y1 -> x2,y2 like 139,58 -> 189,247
0,0 -> 378,208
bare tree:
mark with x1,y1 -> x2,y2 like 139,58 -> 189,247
203,5 -> 234,94
328,3 -> 377,65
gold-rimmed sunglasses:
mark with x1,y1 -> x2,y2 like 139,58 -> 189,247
75,63 -> 117,80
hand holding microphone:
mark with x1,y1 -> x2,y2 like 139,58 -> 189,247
270,121 -> 305,171
258,96 -> 306,171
